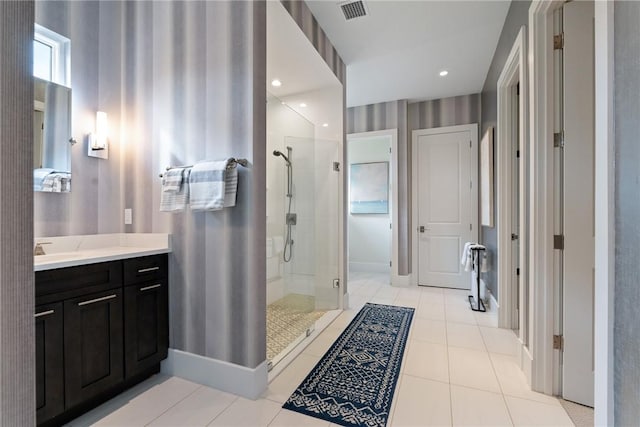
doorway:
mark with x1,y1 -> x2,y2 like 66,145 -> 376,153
528,0 -> 595,407
412,124 -> 478,289
347,129 -> 400,286
496,27 -> 529,353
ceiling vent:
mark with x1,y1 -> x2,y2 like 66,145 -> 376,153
340,0 -> 368,21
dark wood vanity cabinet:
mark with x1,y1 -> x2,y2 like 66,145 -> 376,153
63,289 -> 124,409
35,302 -> 64,424
35,254 -> 168,426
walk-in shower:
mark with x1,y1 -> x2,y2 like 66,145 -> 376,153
265,92 -> 342,371
272,147 -> 295,262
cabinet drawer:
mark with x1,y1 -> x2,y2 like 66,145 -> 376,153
36,261 -> 122,304
123,254 -> 168,285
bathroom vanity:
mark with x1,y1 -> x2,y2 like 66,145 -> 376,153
34,234 -> 171,426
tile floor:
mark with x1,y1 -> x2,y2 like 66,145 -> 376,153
68,272 -> 578,427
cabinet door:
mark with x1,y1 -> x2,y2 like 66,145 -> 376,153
64,289 -> 124,409
124,281 -> 168,378
35,302 -> 64,425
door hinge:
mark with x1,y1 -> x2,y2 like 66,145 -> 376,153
554,33 -> 564,50
554,234 -> 564,250
511,233 -> 519,241
516,268 -> 520,276
470,223 -> 472,231
469,140 -> 472,148
516,150 -> 520,158
389,261 -> 392,267
554,131 -> 564,148
553,334 -> 564,350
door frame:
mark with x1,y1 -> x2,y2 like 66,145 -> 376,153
496,27 -> 530,356
529,2 -> 613,416
593,1 -> 615,424
346,129 -> 402,285
411,123 -> 479,287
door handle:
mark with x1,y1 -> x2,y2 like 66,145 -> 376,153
418,226 -> 430,233
138,266 -> 160,273
140,284 -> 162,292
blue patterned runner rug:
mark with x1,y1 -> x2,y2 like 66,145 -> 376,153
283,303 -> 414,427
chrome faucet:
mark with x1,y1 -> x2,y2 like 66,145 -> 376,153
34,242 -> 52,256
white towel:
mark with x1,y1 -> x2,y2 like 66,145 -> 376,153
160,168 -> 190,212
41,172 -> 71,193
34,168 -> 54,191
461,242 -> 473,272
189,160 -> 228,211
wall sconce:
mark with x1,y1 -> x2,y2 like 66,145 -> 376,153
87,111 -> 109,159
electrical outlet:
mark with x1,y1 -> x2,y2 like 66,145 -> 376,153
124,208 -> 132,225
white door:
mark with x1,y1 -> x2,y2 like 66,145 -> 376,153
562,0 -> 595,407
413,125 -> 478,289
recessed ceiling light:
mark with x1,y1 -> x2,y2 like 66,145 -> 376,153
322,123 -> 329,128
439,70 -> 448,77
271,79 -> 282,87
299,103 -> 307,108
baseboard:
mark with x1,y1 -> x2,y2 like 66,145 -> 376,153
488,290 -> 499,313
161,349 -> 268,400
391,274 -> 410,287
349,261 -> 390,273
519,343 -> 534,386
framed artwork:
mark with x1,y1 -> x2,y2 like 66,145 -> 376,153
480,127 -> 494,227
350,161 -> 389,214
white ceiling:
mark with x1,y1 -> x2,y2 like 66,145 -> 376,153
267,1 -> 343,139
305,0 -> 511,107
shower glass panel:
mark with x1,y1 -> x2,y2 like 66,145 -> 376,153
266,94 -> 341,369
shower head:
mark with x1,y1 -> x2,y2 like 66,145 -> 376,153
272,150 -> 291,166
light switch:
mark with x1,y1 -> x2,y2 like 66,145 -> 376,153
124,208 -> 132,225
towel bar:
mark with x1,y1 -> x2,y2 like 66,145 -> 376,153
159,158 -> 248,178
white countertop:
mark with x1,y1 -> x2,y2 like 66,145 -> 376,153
34,233 -> 171,271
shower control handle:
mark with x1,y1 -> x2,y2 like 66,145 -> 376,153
286,213 -> 297,225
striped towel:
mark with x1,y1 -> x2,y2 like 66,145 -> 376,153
160,168 -> 190,212
224,166 -> 238,208
189,160 -> 228,211
162,168 -> 184,193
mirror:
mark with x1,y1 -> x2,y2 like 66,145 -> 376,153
33,77 -> 72,192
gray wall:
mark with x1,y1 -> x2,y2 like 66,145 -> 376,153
614,1 -> 640,423
480,0 -> 531,299
117,0 -> 266,368
0,1 -> 35,424
346,94 -> 480,277
34,0 -> 123,237
34,0 -> 267,369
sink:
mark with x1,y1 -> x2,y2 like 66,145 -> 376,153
34,252 -> 85,263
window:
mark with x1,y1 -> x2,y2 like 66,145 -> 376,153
33,24 -> 70,87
